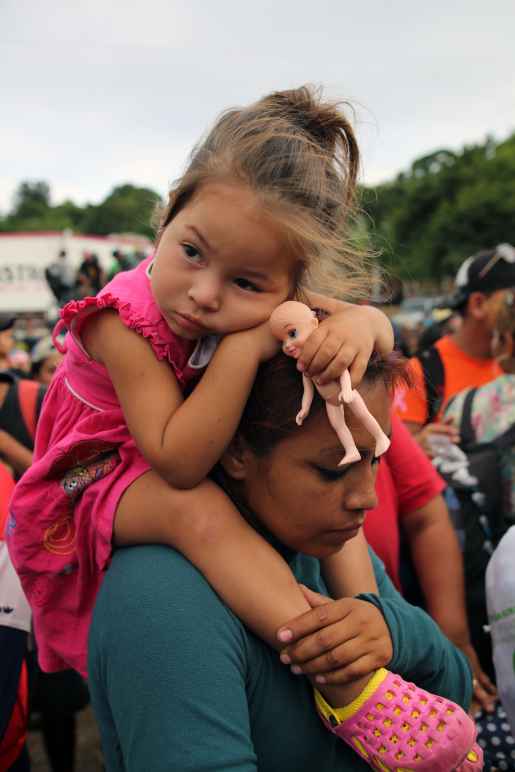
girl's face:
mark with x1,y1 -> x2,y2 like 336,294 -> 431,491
224,380 -> 391,559
151,181 -> 296,340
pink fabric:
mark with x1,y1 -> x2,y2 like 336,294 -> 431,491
364,414 -> 445,590
7,258 -> 205,677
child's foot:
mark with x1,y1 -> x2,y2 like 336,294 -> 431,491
315,669 -> 483,771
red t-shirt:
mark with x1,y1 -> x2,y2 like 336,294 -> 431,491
364,414 -> 445,590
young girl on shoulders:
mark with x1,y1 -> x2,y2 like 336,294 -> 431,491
8,86 -> 391,684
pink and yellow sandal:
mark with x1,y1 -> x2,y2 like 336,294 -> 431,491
315,669 -> 483,771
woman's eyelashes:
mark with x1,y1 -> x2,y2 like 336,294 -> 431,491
314,465 -> 349,482
315,454 -> 381,481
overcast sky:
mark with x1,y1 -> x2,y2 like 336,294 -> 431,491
2,0 -> 514,213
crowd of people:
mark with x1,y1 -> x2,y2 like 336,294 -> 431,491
1,85 -> 514,771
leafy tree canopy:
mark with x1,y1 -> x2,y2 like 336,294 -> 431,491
361,132 -> 515,281
0,181 -> 161,239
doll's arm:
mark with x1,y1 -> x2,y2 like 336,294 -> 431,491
296,374 -> 315,426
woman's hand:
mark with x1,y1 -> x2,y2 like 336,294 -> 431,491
296,305 -> 394,388
277,585 -> 393,685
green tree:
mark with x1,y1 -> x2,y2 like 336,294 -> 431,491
362,132 -> 515,282
81,184 -> 161,238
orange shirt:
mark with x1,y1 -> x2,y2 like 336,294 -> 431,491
394,335 -> 503,425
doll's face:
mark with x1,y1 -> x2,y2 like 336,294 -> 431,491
269,302 -> 318,359
281,317 -> 317,357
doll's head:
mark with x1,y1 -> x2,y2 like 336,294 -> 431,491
269,301 -> 318,358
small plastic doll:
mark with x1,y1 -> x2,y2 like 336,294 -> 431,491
270,301 -> 391,464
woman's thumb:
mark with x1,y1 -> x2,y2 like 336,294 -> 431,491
299,583 -> 330,608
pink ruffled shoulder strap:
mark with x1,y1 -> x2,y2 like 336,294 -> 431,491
54,257 -> 198,386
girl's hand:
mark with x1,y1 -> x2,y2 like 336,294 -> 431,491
277,585 -> 393,685
297,305 -> 394,388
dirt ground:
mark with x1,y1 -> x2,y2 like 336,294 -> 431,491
27,706 -> 104,771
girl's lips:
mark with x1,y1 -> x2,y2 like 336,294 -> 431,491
174,313 -> 207,334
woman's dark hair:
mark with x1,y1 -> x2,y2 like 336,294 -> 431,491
238,352 -> 407,456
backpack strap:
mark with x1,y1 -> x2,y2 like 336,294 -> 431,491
17,380 -> 41,442
458,387 -> 478,448
416,346 -> 445,424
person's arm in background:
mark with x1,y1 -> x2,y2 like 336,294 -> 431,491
389,415 -> 496,710
0,430 -> 32,475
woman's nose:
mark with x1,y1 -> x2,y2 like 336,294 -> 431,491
342,466 -> 378,512
188,274 -> 221,311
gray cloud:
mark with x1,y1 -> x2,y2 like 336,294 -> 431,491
2,0 -> 514,211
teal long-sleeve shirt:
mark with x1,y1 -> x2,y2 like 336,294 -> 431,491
88,546 -> 472,771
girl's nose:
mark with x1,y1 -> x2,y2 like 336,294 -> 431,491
188,274 -> 221,312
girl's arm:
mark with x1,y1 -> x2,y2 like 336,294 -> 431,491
82,310 -> 276,489
321,530 -> 377,598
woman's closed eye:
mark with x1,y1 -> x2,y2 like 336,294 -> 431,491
315,455 -> 381,481
314,465 -> 349,482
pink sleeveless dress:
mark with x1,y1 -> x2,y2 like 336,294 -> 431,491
7,257 -> 216,677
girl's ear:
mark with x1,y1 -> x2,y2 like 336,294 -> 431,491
219,435 -> 250,480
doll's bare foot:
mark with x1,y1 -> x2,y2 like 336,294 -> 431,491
338,449 -> 361,466
374,434 -> 391,457
296,410 -> 308,426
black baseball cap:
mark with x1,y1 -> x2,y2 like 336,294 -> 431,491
0,315 -> 15,332
450,243 -> 515,309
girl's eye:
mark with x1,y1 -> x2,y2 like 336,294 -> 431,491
182,244 -> 204,264
288,329 -> 298,339
233,277 -> 262,293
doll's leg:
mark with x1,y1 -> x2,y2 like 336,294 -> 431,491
348,392 -> 390,457
338,369 -> 353,404
325,404 -> 361,465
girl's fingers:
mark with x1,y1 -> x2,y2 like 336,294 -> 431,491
277,598 -> 352,645
303,338 -> 342,378
347,351 -> 371,389
315,346 -> 354,386
297,328 -> 329,372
